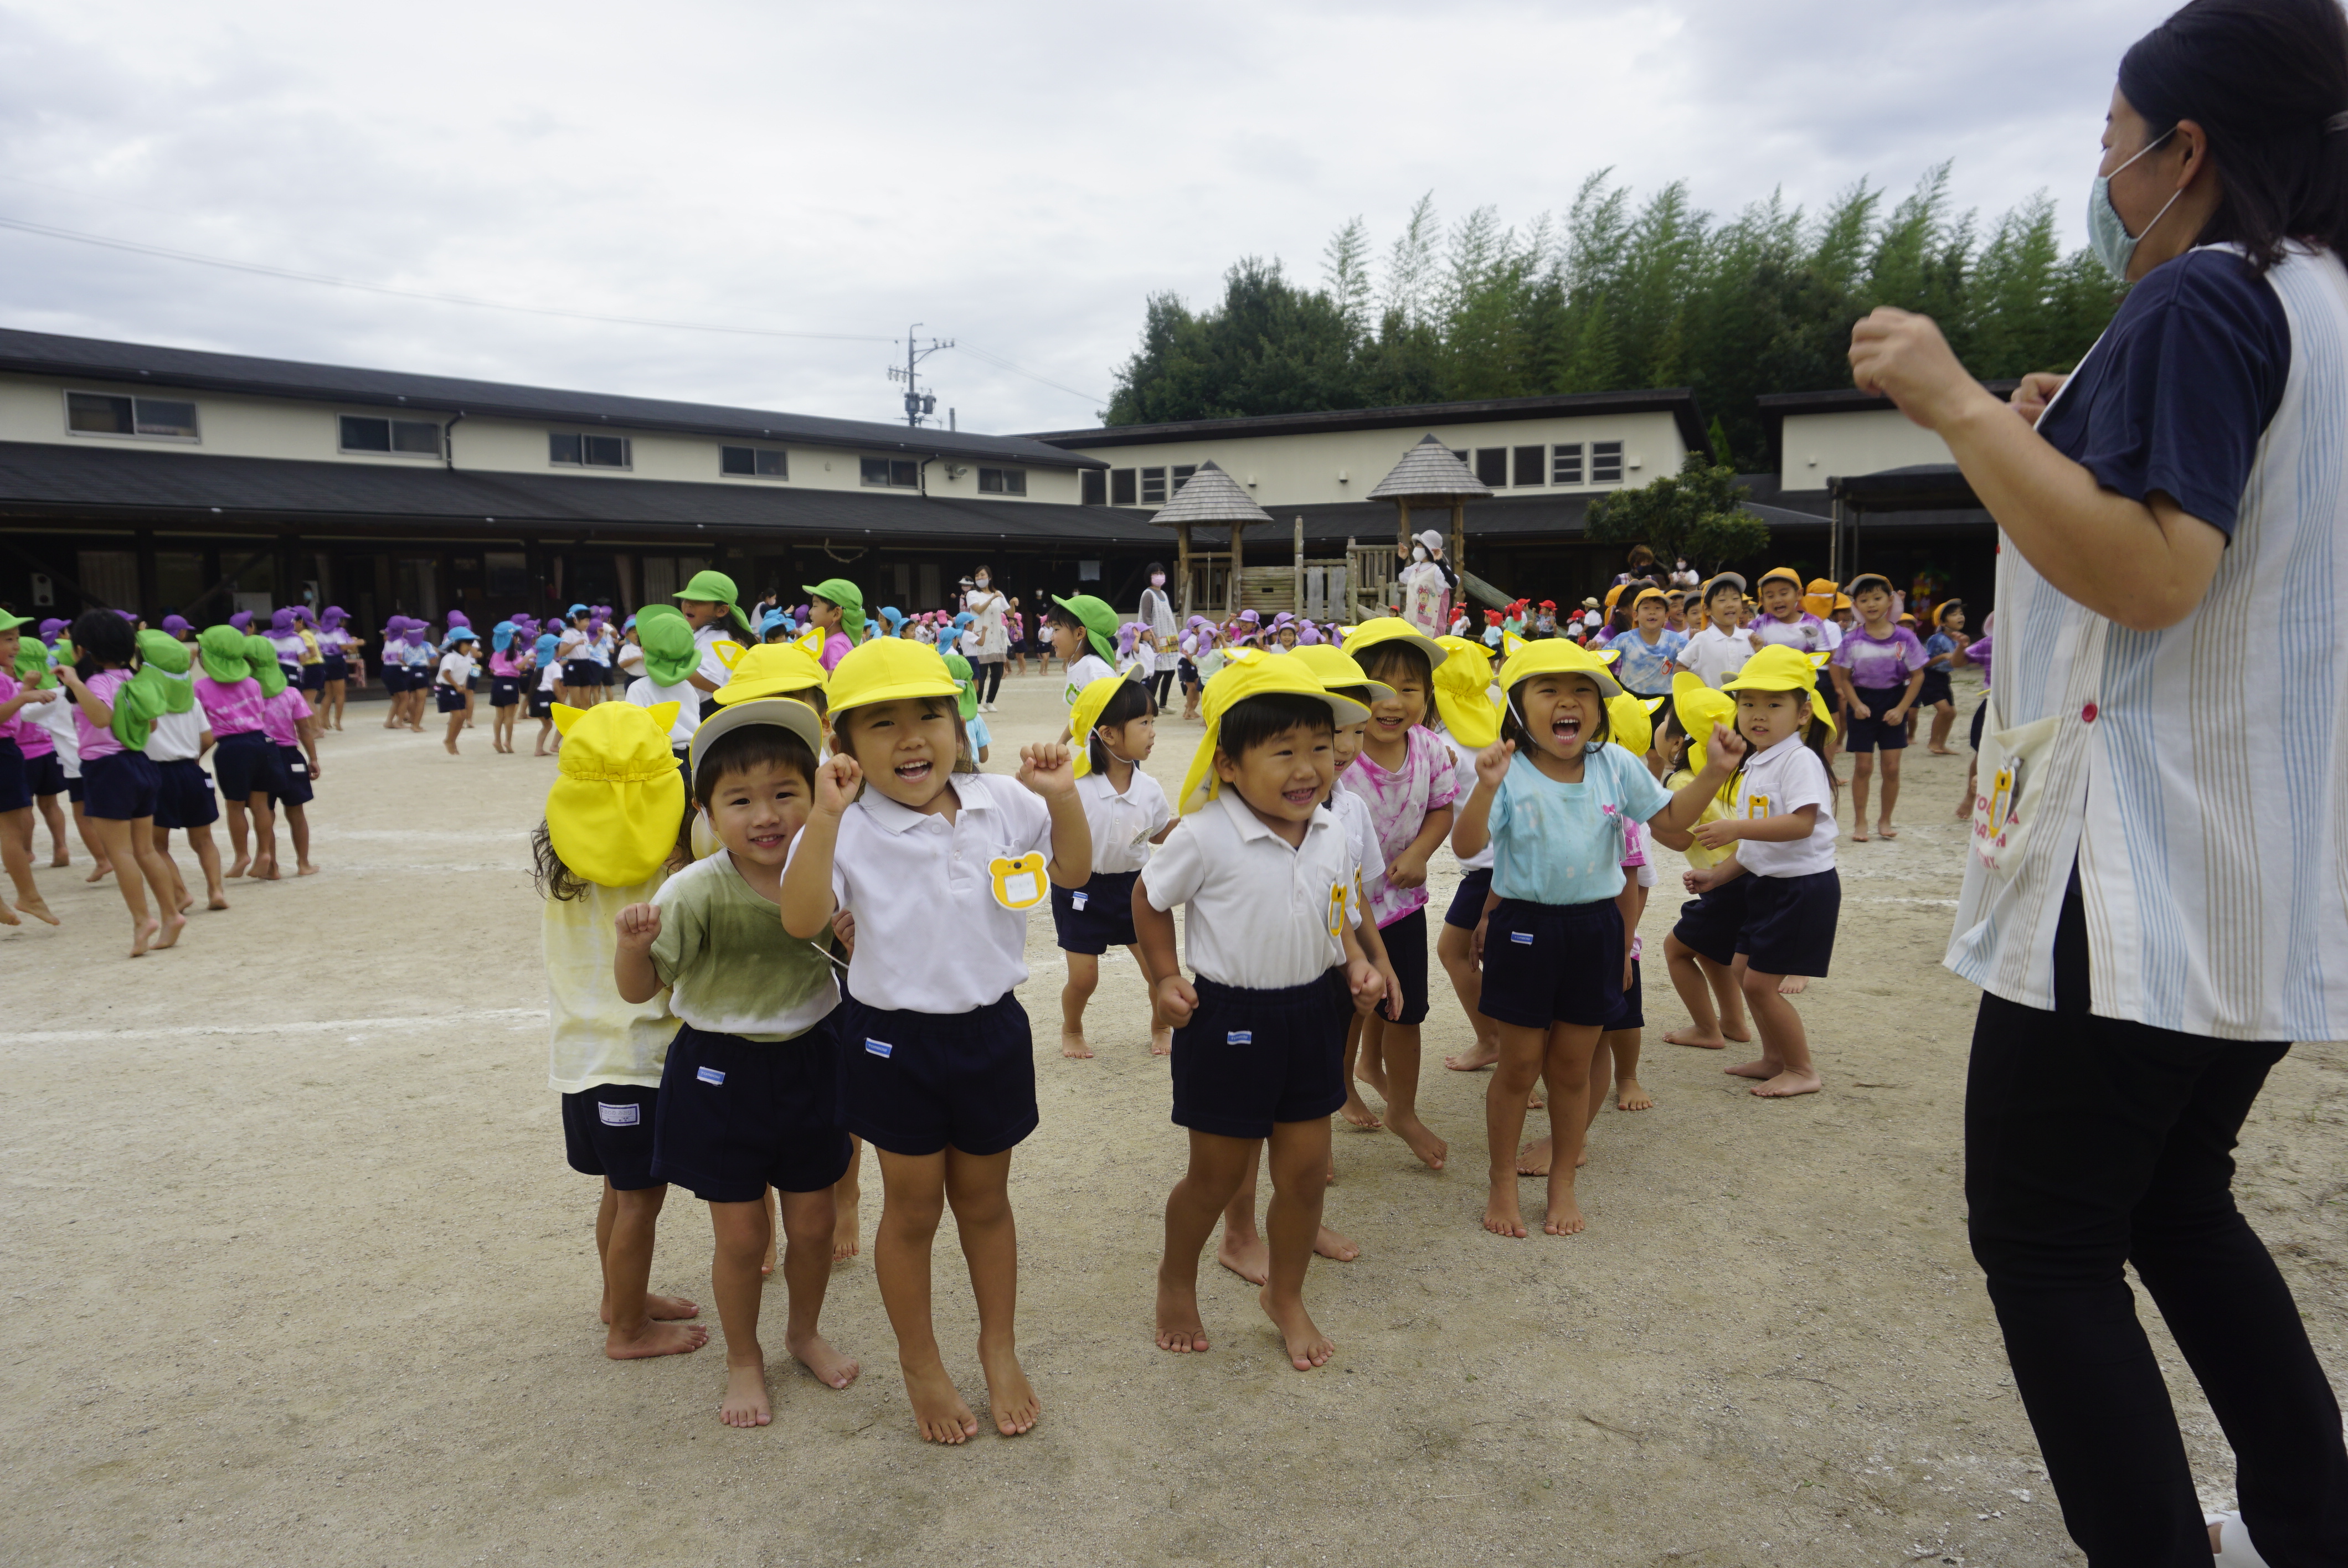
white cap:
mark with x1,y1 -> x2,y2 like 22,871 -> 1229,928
1417,529 -> 1444,551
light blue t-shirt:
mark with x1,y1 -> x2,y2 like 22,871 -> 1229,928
1605,627 -> 1687,696
1487,744 -> 1674,907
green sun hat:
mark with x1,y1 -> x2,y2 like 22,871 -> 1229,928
634,603 -> 699,687
136,630 -> 196,715
243,634 -> 288,699
1051,594 -> 1119,663
675,569 -> 753,637
197,624 -> 251,683
0,609 -> 29,633
803,578 -> 866,641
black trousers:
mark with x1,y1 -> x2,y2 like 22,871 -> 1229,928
1965,881 -> 2348,1565
975,659 -> 1003,704
1147,667 -> 1175,710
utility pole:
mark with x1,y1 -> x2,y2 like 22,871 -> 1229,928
888,324 -> 954,427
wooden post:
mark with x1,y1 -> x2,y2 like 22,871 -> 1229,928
1397,497 -> 1412,558
1229,522 -> 1243,615
1176,521 -> 1193,618
1292,515 -> 1304,616
1450,502 -> 1465,584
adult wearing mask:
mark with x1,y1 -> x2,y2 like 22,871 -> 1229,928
1136,561 -> 1178,710
962,565 -> 1008,711
1850,3 -> 2348,1561
1397,532 -> 1450,637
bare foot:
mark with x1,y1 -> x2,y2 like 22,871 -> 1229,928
1483,1184 -> 1529,1238
1726,1057 -> 1783,1080
207,891 -> 229,911
130,915 -> 159,957
1664,1027 -> 1728,1050
1543,1193 -> 1587,1236
1259,1287 -> 1334,1370
226,856 -> 249,879
719,1362 -> 772,1427
831,1199 -> 859,1262
1217,1229 -> 1270,1285
1850,826 -> 1870,843
152,910 -> 187,950
1877,822 -> 1898,839
178,894 -> 194,915
1155,1276 -> 1211,1353
1955,795 -> 1971,821
1778,974 -> 1809,996
603,1293 -> 700,1324
1386,1111 -> 1447,1170
788,1330 -> 861,1390
444,740 -> 459,755
0,900 -> 16,926
1149,1024 -> 1172,1056
1751,1068 -> 1824,1098
1516,1136 -> 1551,1177
86,863 -> 112,883
49,852 -> 69,867
1616,1076 -> 1653,1111
607,1319 -> 708,1359
1340,1090 -> 1382,1130
1314,1225 -> 1360,1262
1928,745 -> 1956,756
977,1339 -> 1038,1435
1443,1042 -> 1500,1071
1059,1028 -> 1094,1060
296,862 -> 318,876
256,860 -> 281,881
903,1360 -> 980,1443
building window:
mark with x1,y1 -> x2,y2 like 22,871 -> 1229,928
1082,470 -> 1108,505
340,415 -> 441,456
860,456 -> 919,488
1474,447 -> 1508,488
1552,443 -> 1584,484
1140,467 -> 1167,506
1513,445 -> 1544,486
1111,468 -> 1136,505
720,445 -> 788,478
66,390 -> 200,441
1171,464 -> 1197,493
1449,448 -> 1470,468
550,432 -> 631,468
977,466 -> 1027,495
1591,440 -> 1625,484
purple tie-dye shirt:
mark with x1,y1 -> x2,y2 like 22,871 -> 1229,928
1338,725 -> 1461,929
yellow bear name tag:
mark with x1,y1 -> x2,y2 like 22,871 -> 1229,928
989,853 -> 1049,911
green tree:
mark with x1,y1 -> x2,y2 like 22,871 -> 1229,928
1585,455 -> 1772,574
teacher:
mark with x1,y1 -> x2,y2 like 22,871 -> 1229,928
962,565 -> 1008,712
1850,2 -> 2348,1562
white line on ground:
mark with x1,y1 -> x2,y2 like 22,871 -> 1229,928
8,1008 -> 548,1044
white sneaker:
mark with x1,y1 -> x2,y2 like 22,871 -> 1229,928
2208,1512 -> 2271,1568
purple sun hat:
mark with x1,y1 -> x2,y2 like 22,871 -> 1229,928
161,614 -> 191,636
270,607 -> 296,634
322,605 -> 347,626
229,610 -> 254,633
38,617 -> 66,639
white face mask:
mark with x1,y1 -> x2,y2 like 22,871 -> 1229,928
1412,547 -> 1428,562
1150,574 -> 1165,587
974,577 -> 990,590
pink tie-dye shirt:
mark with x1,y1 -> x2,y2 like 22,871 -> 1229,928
1338,725 -> 1461,929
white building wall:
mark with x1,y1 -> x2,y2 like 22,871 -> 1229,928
1778,409 -> 1955,489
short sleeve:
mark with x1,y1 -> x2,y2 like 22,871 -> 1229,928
1143,780 -> 1172,840
1610,747 -> 1674,823
1829,639 -> 1855,670
647,877 -> 699,989
1486,765 -> 1516,844
1419,730 -> 1460,813
1899,631 -> 1929,673
989,775 -> 1052,858
1141,815 -> 1208,911
2035,249 -> 2288,536
1777,749 -> 1835,816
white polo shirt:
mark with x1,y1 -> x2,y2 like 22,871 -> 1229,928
1077,768 -> 1170,875
625,675 -> 699,746
1060,652 -> 1116,706
1142,792 -> 1353,991
1730,733 -> 1838,878
1328,786 -> 1385,925
805,770 -> 1054,1014
1678,624 -> 1754,689
693,623 -> 737,688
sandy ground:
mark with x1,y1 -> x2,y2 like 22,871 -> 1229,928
5,663 -> 2344,1567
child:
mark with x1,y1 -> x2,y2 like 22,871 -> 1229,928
489,623 -> 527,754
1685,646 -> 1841,1098
556,606 -> 598,709
1604,588 -> 1687,702
1918,601 -> 1966,754
1136,654 -> 1381,1369
402,621 -> 437,728
250,635 -> 323,878
1338,618 -> 1459,1170
1046,594 -> 1120,713
318,606 -> 359,731
192,627 -> 279,880
800,578 -> 864,673
940,617 -> 991,765
138,630 -> 227,914
777,638 -> 1090,1444
616,697 -> 861,1427
1749,567 -> 1842,654
1827,573 -> 1927,842
1450,642 -> 1738,1237
624,606 -> 703,765
14,632 -> 74,870
54,610 -> 183,956
1677,574 -> 1754,688
1429,636 -> 1507,1077
1656,674 -> 1757,1054
437,628 -> 479,755
531,630 -> 564,756
1054,673 -> 1172,1059
535,700 -> 709,1366
0,610 -> 64,926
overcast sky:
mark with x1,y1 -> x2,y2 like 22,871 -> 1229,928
0,0 -> 2171,435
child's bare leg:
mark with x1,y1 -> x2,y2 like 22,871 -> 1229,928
1584,1036 -> 1614,1136
149,825 -> 191,912
1482,1022 -> 1548,1237
600,1182 -> 707,1359
183,822 -> 227,908
0,807 -> 56,924
249,796 -> 277,880
1260,1117 -> 1335,1370
223,800 -> 250,877
1355,1010 -> 1388,1098
1876,749 -> 1903,834
1058,951 -> 1098,1058
1610,1027 -> 1651,1110
1125,945 -> 1171,1053
1928,702 -> 1956,753
831,1136 -> 862,1261
1377,1023 -> 1445,1169
872,1147 -> 980,1443
35,792 -> 69,863
75,803 -> 111,878
1736,970 -> 1821,1097
1539,1023 -> 1604,1235
761,1186 -> 779,1275
943,1144 -> 1034,1436
1158,1129 -> 1258,1353
1661,931 -> 1731,1049
1439,919 -> 1501,1070
1216,1152 -> 1270,1284
1338,1011 -> 1380,1128
89,817 -> 161,955
1850,752 -> 1875,840
285,803 -> 314,874
708,1196 -> 775,1426
444,710 -> 462,754
1714,955 -> 1754,1040
1958,754 -> 1978,821
775,1185 -> 858,1389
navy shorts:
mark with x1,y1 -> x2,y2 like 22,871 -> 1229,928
1843,685 -> 1911,754
564,659 -> 599,689
1671,873 -> 1750,968
380,667 -> 406,694
24,750 -> 65,798
1477,896 -> 1628,1030
66,775 -> 83,803
651,1021 -> 852,1202
1443,866 -> 1494,930
301,663 -> 326,693
1610,958 -> 1644,1032
80,750 -> 159,822
435,687 -> 466,714
0,739 -> 27,812
1737,869 -> 1840,978
1051,868 -> 1139,955
323,654 -> 349,682
1970,697 -> 1988,751
563,1084 -> 662,1191
1918,669 -> 1953,708
837,990 -> 1038,1158
270,745 -> 313,807
528,686 -> 555,718
1170,971 -> 1349,1139
211,730 -> 278,800
153,758 -> 219,829
1374,906 -> 1431,1026
490,676 -> 522,708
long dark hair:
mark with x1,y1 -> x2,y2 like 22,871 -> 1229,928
1085,678 -> 1156,774
70,608 -> 134,682
529,819 -> 589,902
2120,0 -> 2348,272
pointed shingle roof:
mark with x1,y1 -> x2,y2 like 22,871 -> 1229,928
1367,434 -> 1492,501
1145,458 -> 1274,527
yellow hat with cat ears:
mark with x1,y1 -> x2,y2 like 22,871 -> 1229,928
545,701 -> 687,886
1721,644 -> 1837,733
1176,648 -> 1370,815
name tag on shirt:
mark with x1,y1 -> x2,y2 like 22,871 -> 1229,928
1747,793 -> 1772,819
695,1066 -> 725,1086
1227,1031 -> 1252,1044
596,1101 -> 641,1127
865,1038 -> 893,1059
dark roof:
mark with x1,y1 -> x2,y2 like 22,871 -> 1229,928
1828,463 -> 1985,513
0,326 -> 1100,470
1023,388 -> 1709,456
0,440 -> 1156,546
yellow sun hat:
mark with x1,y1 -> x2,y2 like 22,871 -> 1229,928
1757,566 -> 1803,594
1338,615 -> 1449,673
1429,636 -> 1500,749
1670,670 -> 1739,772
1177,648 -> 1371,814
1803,578 -> 1839,620
714,640 -> 828,706
1606,693 -> 1669,758
1068,670 -> 1143,777
823,636 -> 959,717
1722,644 -> 1837,733
1493,636 -> 1624,700
545,701 -> 688,886
1632,587 -> 1669,610
1287,642 -> 1397,705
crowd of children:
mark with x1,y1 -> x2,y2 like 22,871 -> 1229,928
531,559 -> 1912,1443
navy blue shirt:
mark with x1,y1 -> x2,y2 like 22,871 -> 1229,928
2037,247 -> 2291,537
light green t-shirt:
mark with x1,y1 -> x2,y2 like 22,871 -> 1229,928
544,873 -> 676,1095
943,651 -> 979,721
649,850 -> 838,1041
